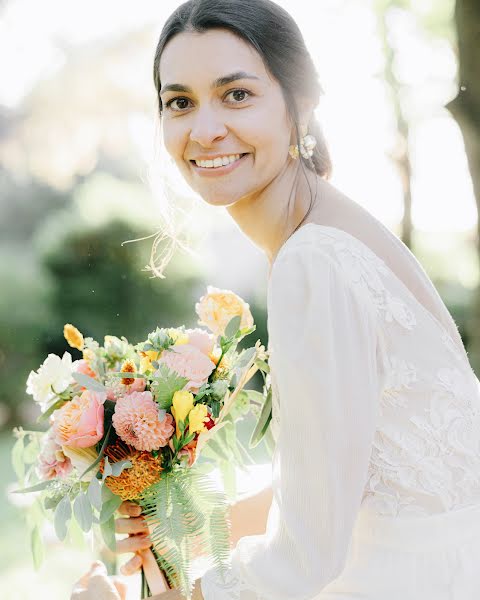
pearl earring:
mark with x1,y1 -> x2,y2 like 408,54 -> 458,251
288,129 -> 317,160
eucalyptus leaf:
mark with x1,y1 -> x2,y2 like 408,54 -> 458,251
80,424 -> 112,480
37,398 -> 66,423
225,315 -> 241,339
30,525 -> 44,570
72,372 -> 107,392
102,456 -> 113,482
73,492 -> 93,532
100,514 -> 116,552
87,477 -> 102,511
11,436 -> 25,480
99,495 -> 122,524
249,386 -> 272,449
14,480 -> 57,494
110,459 -> 132,477
235,347 -> 256,368
54,496 -> 72,541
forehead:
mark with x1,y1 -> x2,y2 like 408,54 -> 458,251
158,28 -> 271,87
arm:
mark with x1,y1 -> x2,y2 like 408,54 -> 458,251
228,484 -> 273,549
198,243 -> 382,600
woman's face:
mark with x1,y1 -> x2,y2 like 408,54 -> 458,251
158,28 -> 294,207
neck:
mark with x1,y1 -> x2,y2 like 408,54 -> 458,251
226,160 -> 321,269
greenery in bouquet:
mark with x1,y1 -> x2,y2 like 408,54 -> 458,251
11,286 -> 271,599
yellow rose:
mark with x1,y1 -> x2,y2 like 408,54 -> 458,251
188,404 -> 209,434
167,328 -> 189,345
139,350 -> 162,373
171,390 -> 195,438
195,286 -> 254,337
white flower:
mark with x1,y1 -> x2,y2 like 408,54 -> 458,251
26,352 -> 76,411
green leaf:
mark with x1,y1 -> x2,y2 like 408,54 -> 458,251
30,525 -> 44,570
101,456 -> 113,482
235,347 -> 256,368
79,423 -> 112,480
254,358 -> 270,373
11,435 -> 25,480
44,494 -> 63,511
14,480 -> 57,494
225,315 -> 241,339
37,399 -> 66,423
72,372 -> 107,392
99,494 -> 122,524
73,492 -> 93,532
151,364 -> 189,409
110,459 -> 132,477
87,478 -> 102,511
54,495 -> 72,541
249,386 -> 272,449
100,514 -> 116,552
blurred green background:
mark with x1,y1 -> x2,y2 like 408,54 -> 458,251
1,0 -> 479,597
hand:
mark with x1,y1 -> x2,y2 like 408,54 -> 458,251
115,500 -> 170,595
71,560 -> 127,600
115,501 -> 153,576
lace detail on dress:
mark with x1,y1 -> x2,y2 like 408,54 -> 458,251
380,354 -> 418,411
311,232 -> 417,331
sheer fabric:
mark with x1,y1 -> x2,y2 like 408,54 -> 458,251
196,223 -> 480,599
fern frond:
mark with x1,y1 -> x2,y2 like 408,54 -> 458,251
139,465 -> 231,599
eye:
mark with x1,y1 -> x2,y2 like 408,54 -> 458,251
164,97 -> 192,112
224,88 -> 252,104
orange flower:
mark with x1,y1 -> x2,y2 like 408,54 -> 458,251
120,359 -> 136,385
64,324 -> 84,351
100,441 -> 163,500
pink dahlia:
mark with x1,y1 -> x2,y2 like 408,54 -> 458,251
112,391 -> 174,451
156,344 -> 216,394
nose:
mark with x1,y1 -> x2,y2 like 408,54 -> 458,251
189,105 -> 228,148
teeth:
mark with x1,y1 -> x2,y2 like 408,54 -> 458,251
195,154 -> 242,168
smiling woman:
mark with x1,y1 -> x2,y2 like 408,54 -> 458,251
137,0 -> 333,280
70,0 -> 480,599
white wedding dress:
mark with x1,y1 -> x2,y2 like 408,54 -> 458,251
200,222 -> 480,599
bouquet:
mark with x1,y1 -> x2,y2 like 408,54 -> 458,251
11,286 -> 271,599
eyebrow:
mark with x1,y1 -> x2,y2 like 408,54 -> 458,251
159,71 -> 260,96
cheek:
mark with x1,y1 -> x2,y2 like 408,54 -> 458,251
162,119 -> 186,161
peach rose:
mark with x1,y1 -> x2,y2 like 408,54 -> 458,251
156,344 -> 216,394
195,286 -> 254,337
184,328 -> 216,356
53,390 -> 105,448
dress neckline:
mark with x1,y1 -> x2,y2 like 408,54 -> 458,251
268,221 -> 470,367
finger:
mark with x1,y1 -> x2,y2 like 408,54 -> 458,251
120,553 -> 143,576
118,501 -> 142,517
115,516 -> 149,535
87,573 -> 121,600
115,533 -> 152,554
138,548 -> 171,595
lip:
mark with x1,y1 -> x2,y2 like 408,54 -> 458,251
190,153 -> 249,177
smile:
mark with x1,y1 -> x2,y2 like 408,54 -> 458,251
190,153 -> 249,176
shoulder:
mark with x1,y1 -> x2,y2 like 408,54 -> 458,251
268,225 -> 380,328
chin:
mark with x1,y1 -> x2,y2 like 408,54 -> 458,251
193,187 -> 243,208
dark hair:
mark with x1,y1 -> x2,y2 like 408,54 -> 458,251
143,0 -> 332,278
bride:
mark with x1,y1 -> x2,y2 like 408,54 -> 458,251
71,0 -> 480,598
